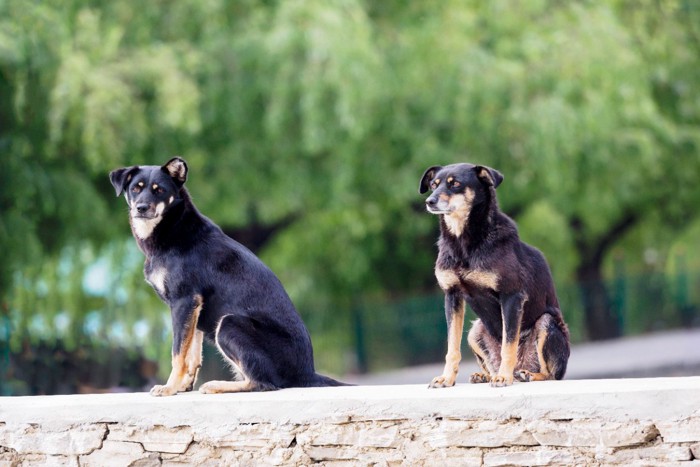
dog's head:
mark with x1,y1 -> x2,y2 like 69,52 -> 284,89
419,163 -> 503,236
109,157 -> 188,239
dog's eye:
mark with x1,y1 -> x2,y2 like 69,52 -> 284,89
132,186 -> 141,193
155,187 -> 164,194
451,181 -> 461,188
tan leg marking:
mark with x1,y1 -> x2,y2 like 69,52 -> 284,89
467,320 -> 495,384
491,339 -> 518,387
515,325 -> 551,382
492,295 -> 527,387
429,306 -> 465,388
183,329 -> 204,388
150,295 -> 203,397
199,379 -> 257,394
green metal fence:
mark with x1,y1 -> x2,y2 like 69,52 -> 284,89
1,259 -> 698,395
343,267 -> 700,374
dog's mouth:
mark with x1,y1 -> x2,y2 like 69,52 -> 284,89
131,211 -> 161,221
426,205 -> 452,215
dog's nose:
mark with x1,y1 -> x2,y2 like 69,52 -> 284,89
136,203 -> 149,214
426,197 -> 438,208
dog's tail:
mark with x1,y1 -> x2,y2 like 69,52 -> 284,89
304,373 -> 354,387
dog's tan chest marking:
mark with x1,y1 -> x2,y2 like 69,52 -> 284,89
147,266 -> 168,296
132,217 -> 159,239
443,188 -> 475,238
435,268 -> 460,290
461,269 -> 499,290
435,267 -> 500,291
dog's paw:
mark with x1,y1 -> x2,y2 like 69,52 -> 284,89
150,384 -> 177,397
469,372 -> 490,384
428,375 -> 456,388
199,381 -> 223,394
177,374 -> 197,392
514,370 -> 533,382
490,374 -> 514,387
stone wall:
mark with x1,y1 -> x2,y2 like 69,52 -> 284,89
1,377 -> 699,466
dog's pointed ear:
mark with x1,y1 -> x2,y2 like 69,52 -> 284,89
162,157 -> 188,185
475,165 -> 504,188
419,165 -> 443,194
109,166 -> 137,197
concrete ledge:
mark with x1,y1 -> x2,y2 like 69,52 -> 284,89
1,377 -> 700,466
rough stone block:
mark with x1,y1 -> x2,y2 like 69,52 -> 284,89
131,456 -> 163,467
0,448 -> 18,466
160,444 -> 223,467
266,446 -> 313,466
196,423 -> 294,450
596,444 -> 692,464
10,454 -> 79,467
358,424 -> 401,448
0,424 -> 106,456
108,425 -> 193,454
529,420 -> 657,447
297,422 -> 400,448
303,445 -> 363,462
420,419 -> 537,448
483,448 -> 578,466
303,445 -> 404,464
79,440 -> 154,467
691,442 -> 700,459
429,447 -> 483,467
658,418 -> 700,443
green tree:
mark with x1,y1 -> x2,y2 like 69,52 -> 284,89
2,0 -> 700,382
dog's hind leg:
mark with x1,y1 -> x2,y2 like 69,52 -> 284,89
151,295 -> 204,397
467,319 -> 498,384
199,315 -> 266,394
514,312 -> 570,382
200,313 -> 306,393
429,291 -> 466,388
491,292 -> 528,387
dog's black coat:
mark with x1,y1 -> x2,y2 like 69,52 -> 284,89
110,157 -> 344,395
420,163 -> 570,387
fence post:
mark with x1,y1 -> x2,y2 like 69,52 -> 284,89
351,299 -> 368,374
612,256 -> 626,332
0,304 -> 10,396
675,253 -> 694,327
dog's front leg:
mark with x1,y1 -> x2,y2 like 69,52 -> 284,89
491,292 -> 527,387
429,290 -> 465,388
151,295 -> 203,397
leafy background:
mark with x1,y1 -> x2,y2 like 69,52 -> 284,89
1,0 -> 699,394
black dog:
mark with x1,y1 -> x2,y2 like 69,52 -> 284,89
110,157 -> 345,396
419,163 -> 570,387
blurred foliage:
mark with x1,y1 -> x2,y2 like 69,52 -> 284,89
2,0 -> 700,387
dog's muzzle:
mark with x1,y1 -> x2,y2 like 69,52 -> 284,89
130,202 -> 161,220
426,196 -> 450,215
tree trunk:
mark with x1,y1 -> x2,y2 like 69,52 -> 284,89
571,212 -> 637,341
576,260 -> 622,340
